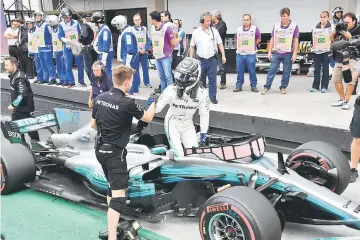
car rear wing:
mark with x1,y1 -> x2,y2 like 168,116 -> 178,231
1,105 -> 92,144
183,134 -> 266,161
1,113 -> 57,144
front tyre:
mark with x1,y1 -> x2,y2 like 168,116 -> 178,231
199,186 -> 282,240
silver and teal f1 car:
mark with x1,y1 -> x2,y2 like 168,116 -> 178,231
1,107 -> 360,240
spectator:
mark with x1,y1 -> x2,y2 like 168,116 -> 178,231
46,15 -> 66,85
91,11 -> 113,78
234,14 -> 261,93
189,12 -> 226,104
79,12 -> 98,82
331,7 -> 344,26
25,18 -> 37,80
4,20 -> 19,59
172,19 -> 185,72
88,61 -> 113,109
14,18 -> 33,79
26,18 -> 40,82
149,11 -> 176,91
262,7 -> 299,95
161,10 -> 173,27
34,11 -> 57,85
211,10 -> 228,89
111,15 -> 140,95
132,13 -> 152,88
310,11 -> 333,93
330,12 -> 360,110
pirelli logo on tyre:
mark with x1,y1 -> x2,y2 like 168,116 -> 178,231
206,203 -> 229,213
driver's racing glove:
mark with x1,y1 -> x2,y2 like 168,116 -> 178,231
147,93 -> 160,106
200,133 -> 207,145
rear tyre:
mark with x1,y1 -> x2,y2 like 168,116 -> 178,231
287,141 -> 350,194
1,144 -> 36,194
199,186 -> 282,240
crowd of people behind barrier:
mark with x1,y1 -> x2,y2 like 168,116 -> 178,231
3,6 -> 360,182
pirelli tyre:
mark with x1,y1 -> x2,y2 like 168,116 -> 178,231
199,186 -> 282,240
1,143 -> 36,194
287,141 -> 351,195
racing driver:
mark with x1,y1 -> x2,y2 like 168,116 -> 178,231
148,57 -> 210,157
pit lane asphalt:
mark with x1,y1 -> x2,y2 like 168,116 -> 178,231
1,116 -> 360,240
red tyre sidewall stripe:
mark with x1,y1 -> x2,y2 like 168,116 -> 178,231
199,211 -> 205,240
231,206 -> 255,240
0,164 -> 5,192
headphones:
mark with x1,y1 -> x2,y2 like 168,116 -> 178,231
200,12 -> 210,23
93,61 -> 106,74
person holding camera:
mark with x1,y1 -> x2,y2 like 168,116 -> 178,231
310,11 -> 333,93
330,13 -> 360,110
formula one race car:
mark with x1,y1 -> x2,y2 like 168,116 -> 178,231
1,107 -> 360,240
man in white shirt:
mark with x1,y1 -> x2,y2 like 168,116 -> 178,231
189,12 -> 226,104
4,20 -> 19,58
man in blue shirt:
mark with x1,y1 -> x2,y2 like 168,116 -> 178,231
88,61 -> 113,109
111,15 -> 140,95
33,11 -> 56,85
58,7 -> 86,88
131,13 -> 152,88
91,11 -> 114,77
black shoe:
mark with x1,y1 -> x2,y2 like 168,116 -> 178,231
98,223 -> 127,240
350,168 -> 359,183
56,82 -> 63,85
210,99 -> 218,104
33,79 -> 39,83
233,87 -> 242,92
62,82 -> 69,87
251,87 -> 259,93
48,79 -> 57,85
37,80 -> 46,84
79,82 -> 87,87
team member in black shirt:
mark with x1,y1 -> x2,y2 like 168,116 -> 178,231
91,65 -> 156,240
211,10 -> 228,89
5,57 -> 39,141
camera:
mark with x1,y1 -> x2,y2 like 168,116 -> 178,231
335,22 -> 348,35
330,35 -> 360,60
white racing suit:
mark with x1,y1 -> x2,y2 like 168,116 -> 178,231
155,84 -> 210,157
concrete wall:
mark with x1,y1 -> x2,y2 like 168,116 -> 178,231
0,77 -> 352,157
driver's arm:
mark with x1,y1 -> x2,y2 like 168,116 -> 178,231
128,99 -> 155,123
198,90 -> 210,134
154,87 -> 172,113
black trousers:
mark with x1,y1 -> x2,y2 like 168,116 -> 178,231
312,53 -> 330,90
11,111 -> 40,141
217,52 -> 226,85
95,145 -> 128,192
8,46 -> 33,77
